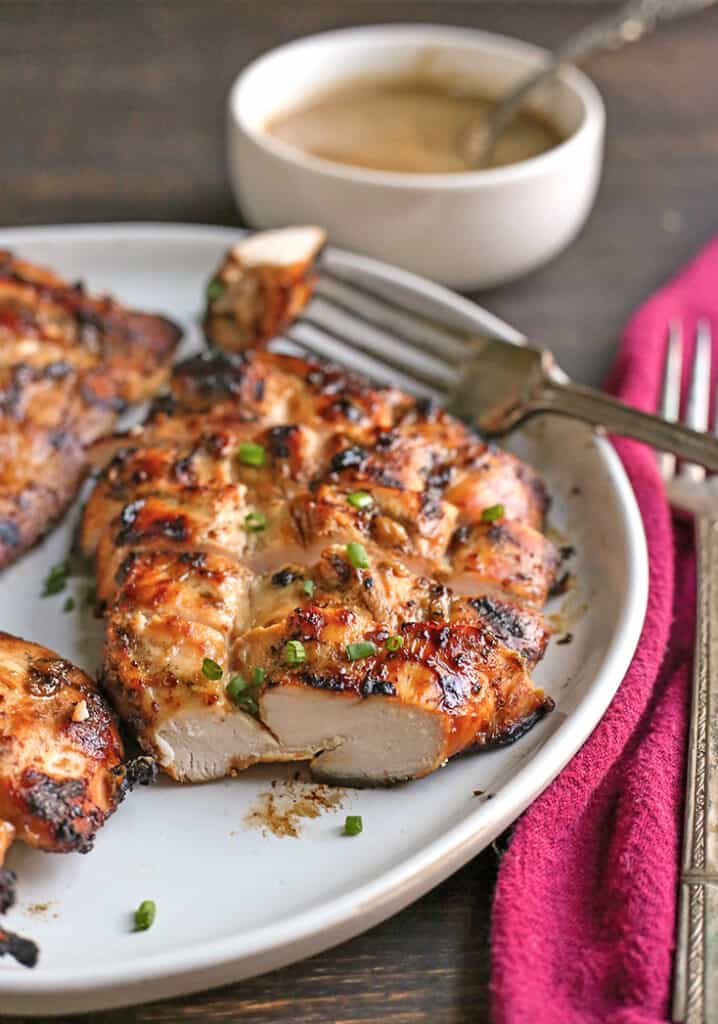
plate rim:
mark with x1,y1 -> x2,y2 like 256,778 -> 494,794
0,223 -> 649,1009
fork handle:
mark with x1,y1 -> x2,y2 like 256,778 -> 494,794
672,515 -> 718,1023
525,379 -> 718,471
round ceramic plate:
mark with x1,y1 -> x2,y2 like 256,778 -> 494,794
0,224 -> 648,1015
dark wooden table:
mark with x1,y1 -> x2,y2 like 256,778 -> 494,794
1,2 -> 717,1021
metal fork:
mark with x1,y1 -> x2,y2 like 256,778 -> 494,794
280,261 -> 718,470
659,320 -> 718,1024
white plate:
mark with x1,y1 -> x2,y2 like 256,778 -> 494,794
0,224 -> 648,1016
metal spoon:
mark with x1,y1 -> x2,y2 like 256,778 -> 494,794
462,0 -> 717,169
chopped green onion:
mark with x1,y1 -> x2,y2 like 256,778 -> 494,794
226,674 -> 260,715
285,640 -> 306,665
238,695 -> 259,716
206,278 -> 225,303
346,542 -> 370,569
343,815 -> 363,836
228,668 -> 265,714
43,560 -> 70,596
62,596 -> 76,613
347,490 -> 373,510
481,503 -> 505,522
385,634 -> 404,652
202,657 -> 223,681
346,640 -> 377,662
243,511 -> 268,532
226,674 -> 249,701
303,579 -> 315,597
237,441 -> 266,467
133,899 -> 156,932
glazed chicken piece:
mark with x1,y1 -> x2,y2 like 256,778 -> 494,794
83,349 -> 560,785
102,545 -> 550,784
0,631 -> 156,966
203,227 -> 326,351
0,251 -> 181,568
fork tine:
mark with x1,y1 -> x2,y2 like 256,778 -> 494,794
297,295 -> 459,391
285,322 -> 444,401
314,271 -> 470,363
680,318 -> 712,483
659,320 -> 683,480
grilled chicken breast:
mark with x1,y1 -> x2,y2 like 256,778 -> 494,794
203,227 -> 326,351
0,631 -> 156,966
0,252 -> 181,568
83,350 -> 558,786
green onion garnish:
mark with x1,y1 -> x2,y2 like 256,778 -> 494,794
243,511 -> 268,532
303,579 -> 315,597
347,491 -> 373,510
346,542 -> 370,569
237,441 -> 266,467
285,640 -> 306,665
251,667 -> 266,686
481,503 -> 505,522
63,596 -> 76,613
239,696 -> 259,716
346,640 -> 377,662
43,560 -> 70,596
226,674 -> 248,702
206,278 -> 225,303
226,674 -> 260,715
385,634 -> 403,652
343,815 -> 363,836
133,899 -> 156,932
202,657 -> 223,681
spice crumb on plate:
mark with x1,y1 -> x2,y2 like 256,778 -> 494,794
244,779 -> 346,838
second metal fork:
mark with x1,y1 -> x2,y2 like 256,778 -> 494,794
660,319 -> 718,1024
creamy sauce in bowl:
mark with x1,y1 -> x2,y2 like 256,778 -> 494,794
265,76 -> 565,174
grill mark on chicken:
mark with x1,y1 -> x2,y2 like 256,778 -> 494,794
84,350 -> 561,785
19,771 -> 96,853
0,252 -> 181,569
469,596 -> 549,665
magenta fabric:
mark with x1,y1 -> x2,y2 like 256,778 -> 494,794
491,236 -> 718,1024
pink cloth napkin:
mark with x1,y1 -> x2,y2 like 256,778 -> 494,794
491,236 -> 718,1024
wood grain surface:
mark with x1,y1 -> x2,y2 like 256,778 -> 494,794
1,2 -> 717,1022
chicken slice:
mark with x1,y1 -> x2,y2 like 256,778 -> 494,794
443,443 -> 549,530
93,485 -> 256,604
159,349 -> 410,435
240,611 -> 551,787
103,607 -> 307,782
203,227 -> 326,351
258,545 -> 550,666
114,549 -> 253,636
448,519 -> 560,608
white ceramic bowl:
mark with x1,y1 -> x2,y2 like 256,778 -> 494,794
227,24 -> 605,290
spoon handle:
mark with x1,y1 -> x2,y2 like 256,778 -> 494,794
469,0 -> 717,167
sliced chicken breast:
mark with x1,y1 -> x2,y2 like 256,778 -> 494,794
84,349 -> 560,785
